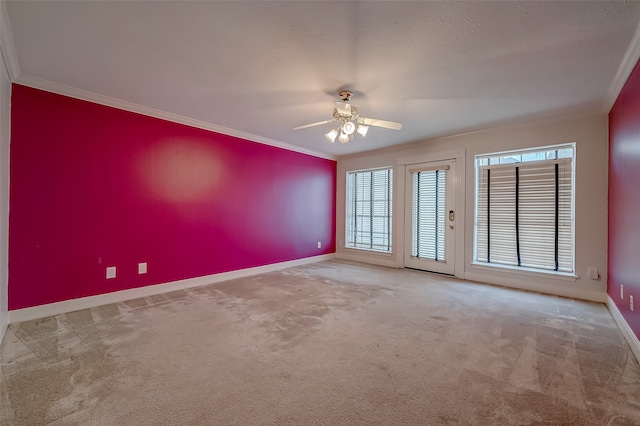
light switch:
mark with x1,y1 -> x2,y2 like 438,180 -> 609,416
138,262 -> 147,274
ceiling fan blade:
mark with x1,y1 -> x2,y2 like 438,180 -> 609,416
360,117 -> 403,130
292,118 -> 337,131
334,101 -> 351,116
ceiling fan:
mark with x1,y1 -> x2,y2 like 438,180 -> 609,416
292,91 -> 403,143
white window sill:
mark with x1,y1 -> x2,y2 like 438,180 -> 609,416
470,262 -> 578,282
343,246 -> 394,256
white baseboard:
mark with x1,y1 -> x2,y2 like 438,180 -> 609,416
0,320 -> 6,345
607,296 -> 640,365
8,254 -> 335,324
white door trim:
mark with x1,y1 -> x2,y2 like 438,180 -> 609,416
396,150 -> 465,278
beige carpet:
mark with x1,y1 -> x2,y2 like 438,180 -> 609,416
1,260 -> 639,425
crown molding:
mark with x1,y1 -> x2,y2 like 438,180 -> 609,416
13,75 -> 336,161
604,20 -> 640,112
337,110 -> 606,161
0,1 -> 20,81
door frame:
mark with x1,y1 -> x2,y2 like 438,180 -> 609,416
396,149 -> 466,279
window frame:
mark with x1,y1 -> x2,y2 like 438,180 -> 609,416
473,143 -> 576,278
345,166 -> 393,253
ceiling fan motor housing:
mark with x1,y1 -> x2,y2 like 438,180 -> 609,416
333,106 -> 359,123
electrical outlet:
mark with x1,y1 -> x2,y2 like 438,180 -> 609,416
317,241 -> 322,249
138,262 -> 147,274
587,266 -> 599,280
621,284 -> 624,300
106,266 -> 116,279
631,295 -> 634,312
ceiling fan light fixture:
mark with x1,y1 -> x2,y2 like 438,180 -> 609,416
342,121 -> 356,135
325,129 -> 339,143
292,90 -> 402,146
356,125 -> 369,137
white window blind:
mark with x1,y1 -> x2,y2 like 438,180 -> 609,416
411,169 -> 447,261
475,146 -> 574,273
346,168 -> 393,252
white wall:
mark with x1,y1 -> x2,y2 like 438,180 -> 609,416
0,1 -> 12,342
337,115 -> 609,302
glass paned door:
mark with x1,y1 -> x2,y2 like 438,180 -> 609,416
404,160 -> 456,274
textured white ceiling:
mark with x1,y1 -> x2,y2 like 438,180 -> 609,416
6,1 -> 640,158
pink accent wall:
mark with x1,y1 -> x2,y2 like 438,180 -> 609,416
609,61 -> 640,339
9,85 -> 336,310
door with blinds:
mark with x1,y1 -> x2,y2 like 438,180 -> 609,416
404,160 -> 456,275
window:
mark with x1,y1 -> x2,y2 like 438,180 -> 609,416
474,144 -> 574,274
346,168 -> 393,252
